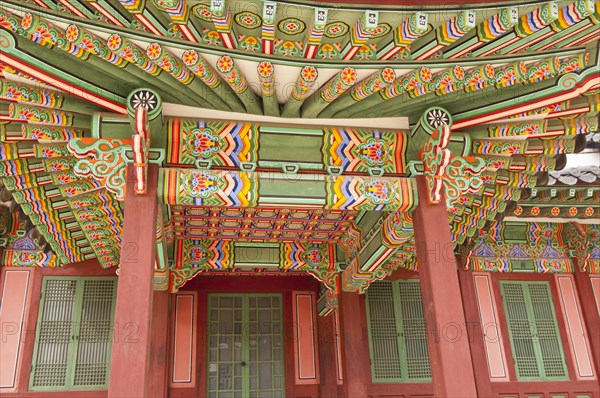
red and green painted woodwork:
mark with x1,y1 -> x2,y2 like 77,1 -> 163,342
261,1 -> 276,54
0,229 -> 58,267
444,7 -> 518,59
159,168 -> 417,211
301,67 -> 359,118
4,0 -> 596,65
334,51 -> 590,120
498,0 -> 595,55
304,7 -> 327,59
340,10 -> 379,60
473,2 -> 559,57
169,239 -> 339,292
318,67 -> 396,118
340,210 -> 416,293
181,49 -> 245,112
317,288 -> 338,316
411,10 -> 477,60
281,66 -> 319,117
145,42 -> 230,111
462,221 -> 575,273
210,0 -> 236,49
377,12 -> 428,61
170,206 -> 357,244
257,61 -> 279,117
512,186 -> 600,220
466,116 -> 598,139
561,223 -> 600,273
215,55 -> 262,114
2,4 -> 595,123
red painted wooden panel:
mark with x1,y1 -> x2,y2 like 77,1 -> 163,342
170,292 -> 197,387
334,311 -> 343,385
293,292 -> 319,384
473,273 -> 510,381
0,269 -> 30,390
591,276 -> 600,314
555,275 -> 596,380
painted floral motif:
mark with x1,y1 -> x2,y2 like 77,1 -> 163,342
190,247 -> 209,265
361,179 -> 395,204
370,23 -> 391,38
216,55 -> 234,72
239,35 -> 260,52
202,30 -> 222,46
340,67 -> 357,85
278,18 -> 305,35
257,61 -> 274,78
235,11 -> 262,29
146,42 -> 162,60
357,138 -> 388,166
274,40 -> 301,57
356,44 -> 375,60
189,128 -> 222,159
303,248 -> 323,266
184,171 -> 221,198
65,25 -> 79,42
192,3 -> 212,21
20,13 -> 32,29
316,43 -> 337,59
106,34 -> 122,51
324,21 -> 349,38
182,49 -> 198,65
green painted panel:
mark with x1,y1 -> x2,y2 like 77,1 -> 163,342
259,133 -> 323,163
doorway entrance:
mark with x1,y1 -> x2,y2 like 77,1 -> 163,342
207,294 -> 285,398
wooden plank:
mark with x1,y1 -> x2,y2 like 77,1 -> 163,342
0,269 -> 30,390
170,292 -> 197,387
292,292 -> 319,384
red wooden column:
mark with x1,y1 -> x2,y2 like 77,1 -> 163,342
573,262 -> 600,374
108,164 -> 159,398
338,290 -> 370,397
148,290 -> 170,398
413,176 -> 477,397
317,314 -> 338,398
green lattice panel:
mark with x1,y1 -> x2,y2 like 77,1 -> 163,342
30,277 -> 117,391
207,294 -> 284,398
365,280 -> 431,383
500,281 -> 568,381
397,280 -> 431,381
365,282 -> 403,381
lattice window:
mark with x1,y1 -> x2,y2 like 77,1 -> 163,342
365,280 -> 431,383
500,281 -> 568,381
30,277 -> 117,391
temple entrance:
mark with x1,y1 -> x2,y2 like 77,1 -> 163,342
207,294 -> 285,398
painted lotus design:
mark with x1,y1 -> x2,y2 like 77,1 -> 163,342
357,138 -> 387,166
362,179 -> 395,204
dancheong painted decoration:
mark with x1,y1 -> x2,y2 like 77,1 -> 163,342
1,0 -> 600,396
